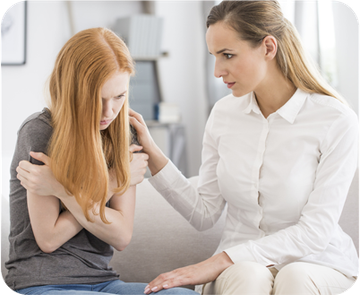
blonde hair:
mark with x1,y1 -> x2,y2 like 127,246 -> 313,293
48,27 -> 135,223
206,0 -> 346,104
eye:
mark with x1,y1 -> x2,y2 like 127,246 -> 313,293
224,53 -> 233,59
116,94 -> 125,100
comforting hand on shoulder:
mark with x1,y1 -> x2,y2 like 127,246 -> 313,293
16,151 -> 65,197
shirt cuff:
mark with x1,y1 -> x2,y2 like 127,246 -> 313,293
224,243 -> 257,264
148,160 -> 183,192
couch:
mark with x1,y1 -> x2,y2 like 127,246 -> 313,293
1,171 -> 359,289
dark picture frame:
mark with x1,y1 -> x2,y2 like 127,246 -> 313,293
1,1 -> 27,65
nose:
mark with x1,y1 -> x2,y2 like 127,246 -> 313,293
214,59 -> 227,78
102,99 -> 113,119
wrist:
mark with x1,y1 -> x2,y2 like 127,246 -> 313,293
147,143 -> 169,176
213,252 -> 234,274
56,186 -> 72,202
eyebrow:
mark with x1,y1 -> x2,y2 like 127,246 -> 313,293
102,90 -> 127,100
209,48 -> 234,55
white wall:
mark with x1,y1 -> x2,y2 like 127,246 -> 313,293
333,1 -> 359,113
154,1 -> 207,177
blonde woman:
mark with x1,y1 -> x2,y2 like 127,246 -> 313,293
7,27 -> 197,295
130,1 -> 358,295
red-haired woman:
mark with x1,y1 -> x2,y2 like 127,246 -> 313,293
7,27 -> 198,296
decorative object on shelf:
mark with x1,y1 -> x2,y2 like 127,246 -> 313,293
1,1 -> 27,65
155,102 -> 181,123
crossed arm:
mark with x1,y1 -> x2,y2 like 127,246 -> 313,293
16,145 -> 148,253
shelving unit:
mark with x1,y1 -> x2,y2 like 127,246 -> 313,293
109,2 -> 189,177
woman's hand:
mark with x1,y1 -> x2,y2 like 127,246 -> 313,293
129,109 -> 169,176
16,151 -> 65,197
129,109 -> 156,153
144,252 -> 234,294
129,144 -> 149,186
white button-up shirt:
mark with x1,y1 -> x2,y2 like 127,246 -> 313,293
149,89 -> 359,277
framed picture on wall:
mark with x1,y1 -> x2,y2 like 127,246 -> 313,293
1,1 -> 27,65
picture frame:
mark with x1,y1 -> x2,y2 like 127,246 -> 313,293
1,1 -> 27,65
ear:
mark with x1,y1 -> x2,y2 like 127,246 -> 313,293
263,36 -> 277,60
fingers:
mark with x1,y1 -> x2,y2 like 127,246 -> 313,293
129,115 -> 142,131
129,144 -> 143,153
144,270 -> 187,294
29,151 -> 51,166
131,151 -> 149,163
129,108 -> 146,126
16,167 -> 29,189
17,160 -> 43,177
129,151 -> 149,186
129,108 -> 142,120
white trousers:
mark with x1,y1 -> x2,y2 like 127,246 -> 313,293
202,261 -> 356,295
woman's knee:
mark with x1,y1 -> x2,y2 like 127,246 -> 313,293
273,262 -> 356,295
219,261 -> 272,282
273,262 -> 319,295
206,261 -> 274,295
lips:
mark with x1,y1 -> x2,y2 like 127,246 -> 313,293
100,119 -> 112,125
224,81 -> 235,89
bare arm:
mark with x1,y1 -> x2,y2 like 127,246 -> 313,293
17,151 -> 140,252
57,184 -> 136,251
26,191 -> 83,253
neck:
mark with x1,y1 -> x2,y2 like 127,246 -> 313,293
254,64 -> 296,118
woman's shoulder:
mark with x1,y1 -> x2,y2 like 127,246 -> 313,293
18,108 -> 52,134
306,93 -> 359,143
17,108 -> 53,151
20,108 -> 51,130
308,93 -> 357,121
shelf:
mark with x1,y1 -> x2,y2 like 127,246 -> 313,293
133,52 -> 169,61
145,120 -> 181,127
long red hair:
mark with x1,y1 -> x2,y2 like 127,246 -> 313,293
47,28 -> 135,223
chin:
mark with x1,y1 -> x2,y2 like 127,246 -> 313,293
99,125 -> 109,131
232,87 -> 252,98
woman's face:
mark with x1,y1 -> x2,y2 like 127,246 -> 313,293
100,71 -> 130,130
206,22 -> 268,98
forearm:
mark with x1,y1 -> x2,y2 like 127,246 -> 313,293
59,186 -> 136,251
27,192 -> 83,253
146,141 -> 169,176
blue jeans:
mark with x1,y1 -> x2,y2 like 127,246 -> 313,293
16,279 -> 199,295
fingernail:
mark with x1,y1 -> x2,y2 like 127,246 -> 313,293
163,284 -> 169,288
151,286 -> 158,292
144,288 -> 150,294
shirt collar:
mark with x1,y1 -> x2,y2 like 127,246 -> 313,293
276,88 -> 308,124
244,88 -> 308,124
244,92 -> 262,115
